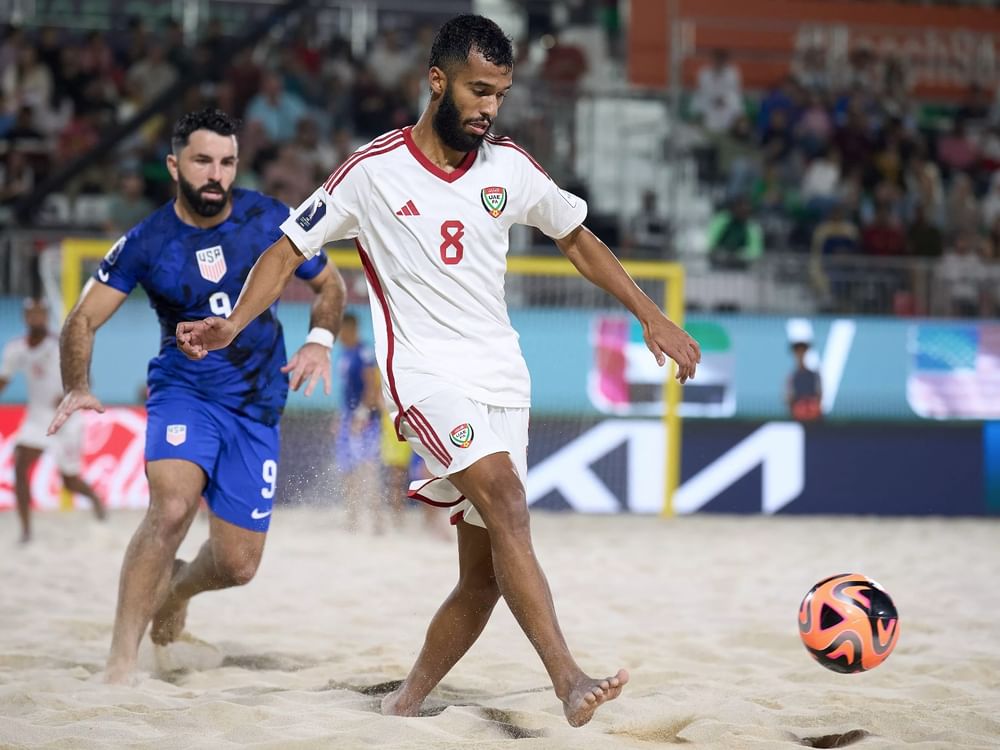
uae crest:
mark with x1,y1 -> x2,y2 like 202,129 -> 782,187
449,423 -> 474,448
481,186 -> 507,218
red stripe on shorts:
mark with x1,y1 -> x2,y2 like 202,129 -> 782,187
407,407 -> 453,467
405,408 -> 452,468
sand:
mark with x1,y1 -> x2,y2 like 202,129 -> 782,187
1,508 -> 998,749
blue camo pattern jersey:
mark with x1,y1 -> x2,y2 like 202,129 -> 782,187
339,342 -> 375,413
96,188 -> 328,426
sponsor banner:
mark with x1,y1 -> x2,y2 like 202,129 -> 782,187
2,408 -> 991,516
525,418 -> 989,517
630,0 -> 1000,98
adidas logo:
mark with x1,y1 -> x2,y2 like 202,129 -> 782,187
395,200 -> 420,217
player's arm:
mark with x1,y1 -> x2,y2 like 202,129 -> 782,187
281,262 -> 348,397
177,235 -> 306,359
48,280 -> 129,433
554,225 -> 701,383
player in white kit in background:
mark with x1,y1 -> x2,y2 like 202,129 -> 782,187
177,14 -> 701,727
0,298 -> 105,543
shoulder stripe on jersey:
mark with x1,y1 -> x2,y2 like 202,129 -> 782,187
323,137 -> 405,194
486,135 -> 548,177
322,132 -> 404,191
355,240 -> 406,439
321,130 -> 404,192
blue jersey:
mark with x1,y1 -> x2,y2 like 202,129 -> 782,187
338,342 -> 375,412
96,188 -> 328,426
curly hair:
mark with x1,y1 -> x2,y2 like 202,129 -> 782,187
171,108 -> 241,153
429,14 -> 513,74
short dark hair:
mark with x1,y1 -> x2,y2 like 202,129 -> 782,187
429,14 -> 513,74
171,108 -> 241,154
343,312 -> 358,326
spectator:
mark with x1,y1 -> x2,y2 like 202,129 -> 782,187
796,92 -> 833,157
244,70 -> 309,143
936,119 -> 979,176
937,231 -> 986,317
862,201 -> 906,257
0,149 -> 33,204
125,42 -> 177,105
793,47 -> 830,95
292,116 -> 339,181
351,66 -> 393,141
834,98 -> 874,176
2,43 -> 53,119
945,172 -> 981,239
693,48 -> 743,134
906,203 -> 944,258
980,172 -> 1000,231
786,340 -> 822,421
105,168 -> 155,234
707,195 -> 764,269
800,146 -> 840,215
368,30 -> 415,91
624,189 -> 670,258
810,201 -> 860,302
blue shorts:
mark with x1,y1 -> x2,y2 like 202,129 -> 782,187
335,415 -> 381,473
145,391 -> 280,532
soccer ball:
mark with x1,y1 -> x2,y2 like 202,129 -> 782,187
798,573 -> 900,673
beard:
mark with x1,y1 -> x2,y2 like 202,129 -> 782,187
177,171 -> 231,217
433,84 -> 491,153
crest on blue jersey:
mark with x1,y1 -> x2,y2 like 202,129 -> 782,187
196,245 -> 227,283
166,424 -> 187,446
296,196 -> 327,231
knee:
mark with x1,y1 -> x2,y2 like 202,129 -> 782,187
214,554 -> 260,587
148,496 -> 196,539
477,481 -> 530,536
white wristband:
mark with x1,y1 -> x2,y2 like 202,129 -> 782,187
305,327 -> 335,349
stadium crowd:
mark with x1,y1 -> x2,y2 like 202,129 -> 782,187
687,45 -> 1000,316
2,6 -> 1000,317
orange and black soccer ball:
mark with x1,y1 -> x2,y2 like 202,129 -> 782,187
798,573 -> 900,673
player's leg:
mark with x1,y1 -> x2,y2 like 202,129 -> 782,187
382,519 -> 499,715
60,473 -> 107,520
150,512 -> 266,645
54,414 -> 105,520
151,409 -> 276,645
13,444 -> 42,543
448,454 -> 628,727
105,458 -> 204,683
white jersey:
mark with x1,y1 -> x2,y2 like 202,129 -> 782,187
0,334 -> 63,417
281,127 -> 587,422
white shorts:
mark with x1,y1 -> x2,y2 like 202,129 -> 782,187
16,409 -> 84,475
399,390 -> 529,528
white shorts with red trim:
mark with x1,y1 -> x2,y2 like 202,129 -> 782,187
400,390 -> 528,528
16,409 -> 84,474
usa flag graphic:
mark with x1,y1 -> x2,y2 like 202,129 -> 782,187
196,246 -> 227,283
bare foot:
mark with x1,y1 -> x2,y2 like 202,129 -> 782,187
18,531 -> 31,545
102,662 -> 137,685
562,668 -> 629,727
381,688 -> 420,717
150,560 -> 189,646
93,499 -> 107,521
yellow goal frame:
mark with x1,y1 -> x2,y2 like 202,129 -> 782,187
61,240 -> 685,515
